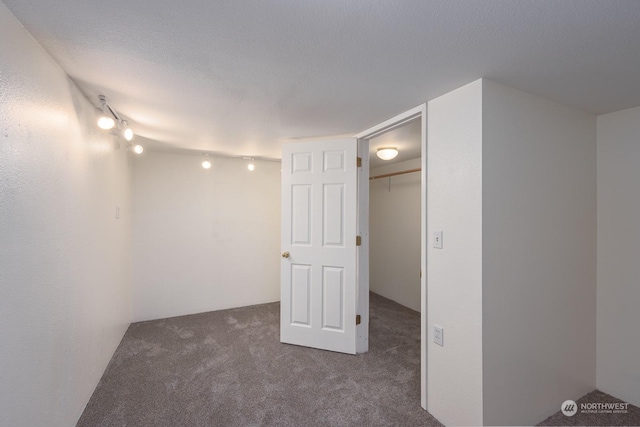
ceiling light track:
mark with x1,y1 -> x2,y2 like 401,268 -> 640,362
200,152 -> 281,163
106,103 -> 121,123
198,152 -> 282,171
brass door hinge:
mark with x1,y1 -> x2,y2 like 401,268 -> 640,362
356,235 -> 362,246
357,157 -> 362,167
356,314 -> 361,325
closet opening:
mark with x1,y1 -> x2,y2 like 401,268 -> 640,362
355,105 -> 426,409
369,118 -> 422,313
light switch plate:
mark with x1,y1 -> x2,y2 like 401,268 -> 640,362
434,325 -> 444,347
433,230 -> 443,249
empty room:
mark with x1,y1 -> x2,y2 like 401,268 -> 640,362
1,1 -> 639,426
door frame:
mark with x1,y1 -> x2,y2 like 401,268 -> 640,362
354,103 -> 427,410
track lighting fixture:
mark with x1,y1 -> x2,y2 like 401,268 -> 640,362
197,154 -> 277,170
97,95 -> 142,153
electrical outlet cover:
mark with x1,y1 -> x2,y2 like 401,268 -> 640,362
433,230 -> 443,249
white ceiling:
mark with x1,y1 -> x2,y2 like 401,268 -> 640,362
4,0 -> 640,160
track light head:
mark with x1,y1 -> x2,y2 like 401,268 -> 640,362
126,142 -> 143,154
124,128 -> 134,141
242,156 -> 255,171
202,154 -> 212,169
97,95 -> 115,130
121,120 -> 134,141
97,115 -> 115,130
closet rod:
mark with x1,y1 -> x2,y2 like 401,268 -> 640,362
370,168 -> 421,180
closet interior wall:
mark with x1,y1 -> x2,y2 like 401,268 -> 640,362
369,157 -> 422,312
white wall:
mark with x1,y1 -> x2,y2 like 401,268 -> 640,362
132,152 -> 280,321
0,4 -> 132,426
482,80 -> 597,425
427,80 -> 484,426
370,158 -> 421,312
596,106 -> 640,408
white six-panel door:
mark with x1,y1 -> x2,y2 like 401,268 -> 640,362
280,138 -> 358,354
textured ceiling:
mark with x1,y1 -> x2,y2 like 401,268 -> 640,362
3,0 -> 640,159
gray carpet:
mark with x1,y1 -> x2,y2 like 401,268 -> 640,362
77,293 -> 442,426
78,293 -> 639,427
538,389 -> 640,427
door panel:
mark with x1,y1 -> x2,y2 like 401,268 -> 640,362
281,138 -> 358,354
291,264 -> 311,326
323,184 -> 344,247
291,185 -> 312,245
322,266 -> 344,331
